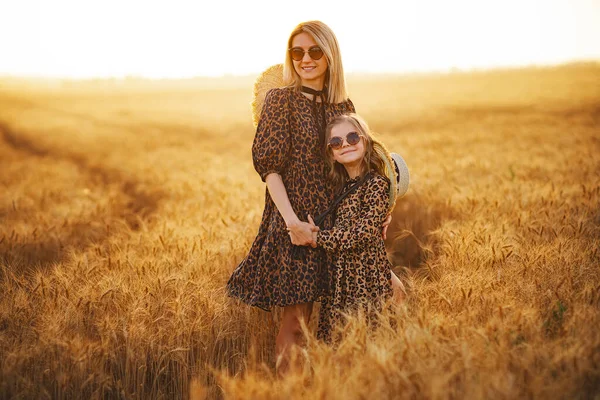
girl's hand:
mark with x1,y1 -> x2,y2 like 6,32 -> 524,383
382,214 -> 392,240
287,220 -> 318,247
307,215 -> 319,248
307,214 -> 318,229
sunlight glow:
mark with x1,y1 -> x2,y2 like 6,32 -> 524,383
1,0 -> 599,78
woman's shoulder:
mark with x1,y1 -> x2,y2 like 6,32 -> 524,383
265,87 -> 306,109
267,86 -> 298,97
260,87 -> 295,117
265,87 -> 291,101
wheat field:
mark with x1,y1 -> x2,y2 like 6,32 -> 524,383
0,63 -> 599,399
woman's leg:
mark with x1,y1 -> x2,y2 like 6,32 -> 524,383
391,271 -> 406,303
275,302 -> 313,376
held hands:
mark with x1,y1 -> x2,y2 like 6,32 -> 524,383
287,215 -> 319,248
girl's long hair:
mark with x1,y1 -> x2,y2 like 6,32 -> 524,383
324,114 -> 387,193
283,20 -> 348,104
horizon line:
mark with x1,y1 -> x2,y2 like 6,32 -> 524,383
1,58 -> 599,82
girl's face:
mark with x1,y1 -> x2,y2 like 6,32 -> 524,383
329,121 -> 366,167
290,32 -> 328,89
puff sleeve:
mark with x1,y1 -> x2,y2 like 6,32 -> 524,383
252,88 -> 291,182
317,175 -> 390,252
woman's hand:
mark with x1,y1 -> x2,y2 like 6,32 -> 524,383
287,219 -> 318,247
382,214 -> 392,240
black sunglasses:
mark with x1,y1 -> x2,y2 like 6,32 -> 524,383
328,131 -> 363,150
288,46 -> 324,61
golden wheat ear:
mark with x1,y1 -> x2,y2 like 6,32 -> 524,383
251,64 -> 285,128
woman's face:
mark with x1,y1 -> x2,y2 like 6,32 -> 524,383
290,32 -> 328,89
329,121 -> 366,167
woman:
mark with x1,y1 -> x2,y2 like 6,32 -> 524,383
226,20 -> 391,373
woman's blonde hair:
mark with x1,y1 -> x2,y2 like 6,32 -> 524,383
283,20 -> 348,104
324,113 -> 387,192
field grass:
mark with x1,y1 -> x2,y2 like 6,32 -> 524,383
0,63 -> 599,399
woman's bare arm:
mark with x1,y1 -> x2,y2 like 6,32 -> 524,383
265,173 -> 316,246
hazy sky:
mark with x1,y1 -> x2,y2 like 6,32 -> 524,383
1,0 -> 599,78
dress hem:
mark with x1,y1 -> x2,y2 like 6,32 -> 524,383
227,287 -> 324,312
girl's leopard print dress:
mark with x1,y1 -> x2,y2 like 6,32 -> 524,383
316,173 -> 394,342
227,87 -> 355,310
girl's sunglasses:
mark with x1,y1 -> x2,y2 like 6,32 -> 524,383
328,131 -> 363,150
289,46 -> 324,61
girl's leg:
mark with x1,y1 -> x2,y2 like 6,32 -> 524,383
275,302 -> 313,376
391,271 -> 406,303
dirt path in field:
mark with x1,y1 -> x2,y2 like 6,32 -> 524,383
0,121 -> 165,271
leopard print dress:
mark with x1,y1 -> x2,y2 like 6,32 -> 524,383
316,173 -> 394,342
227,87 -> 355,310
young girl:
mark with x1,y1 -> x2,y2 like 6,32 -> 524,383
296,113 -> 402,342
